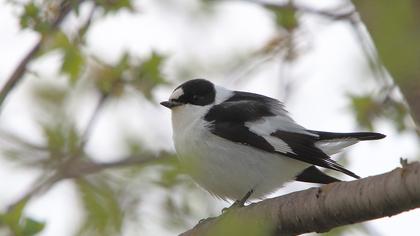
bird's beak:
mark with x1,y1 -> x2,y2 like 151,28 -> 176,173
160,100 -> 182,109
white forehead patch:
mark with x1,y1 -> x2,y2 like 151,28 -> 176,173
170,88 -> 184,100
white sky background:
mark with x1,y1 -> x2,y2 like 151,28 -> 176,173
0,0 -> 419,235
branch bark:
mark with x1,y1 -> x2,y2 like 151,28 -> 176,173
181,162 -> 420,236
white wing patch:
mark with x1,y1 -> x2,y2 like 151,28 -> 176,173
245,116 -> 314,136
245,116 -> 310,155
263,135 -> 295,154
315,138 -> 358,155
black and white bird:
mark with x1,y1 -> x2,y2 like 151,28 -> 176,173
160,79 -> 385,203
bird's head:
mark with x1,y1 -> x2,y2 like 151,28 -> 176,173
160,79 -> 216,109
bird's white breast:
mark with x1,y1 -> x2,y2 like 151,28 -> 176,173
171,104 -> 308,200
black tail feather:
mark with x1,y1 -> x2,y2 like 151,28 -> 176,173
295,166 -> 341,184
309,130 -> 386,141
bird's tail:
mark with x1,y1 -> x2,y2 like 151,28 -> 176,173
312,131 -> 386,141
309,130 -> 386,155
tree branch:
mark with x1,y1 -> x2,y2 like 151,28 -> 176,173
7,152 -> 171,214
60,153 -> 171,178
181,162 -> 420,236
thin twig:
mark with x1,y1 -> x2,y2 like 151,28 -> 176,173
347,18 -> 388,82
78,2 -> 97,39
0,129 -> 49,152
0,41 -> 42,110
62,153 -> 172,178
79,92 -> 109,148
7,172 -> 63,212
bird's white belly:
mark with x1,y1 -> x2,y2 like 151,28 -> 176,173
173,119 -> 308,201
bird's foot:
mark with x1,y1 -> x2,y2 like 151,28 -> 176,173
222,189 -> 254,214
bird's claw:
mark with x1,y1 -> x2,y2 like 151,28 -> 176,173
221,189 -> 254,213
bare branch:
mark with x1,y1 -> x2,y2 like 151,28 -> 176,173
61,153 -> 171,178
181,162 -> 420,236
7,172 -> 63,212
79,92 -> 109,148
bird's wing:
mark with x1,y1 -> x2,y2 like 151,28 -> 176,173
204,91 -> 360,179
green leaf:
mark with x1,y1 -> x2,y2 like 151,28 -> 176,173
22,218 -> 45,236
76,177 -> 124,235
0,200 -> 45,235
37,31 -> 85,83
3,199 -> 28,231
19,1 -> 51,33
35,31 -> 69,58
41,122 -> 81,158
61,45 -> 85,84
49,31 -> 71,50
96,0 -> 134,13
350,93 -> 409,132
131,52 -> 167,98
20,2 -> 40,29
350,95 -> 378,130
91,53 -> 129,96
154,164 -> 182,188
115,52 -> 131,76
266,5 -> 298,30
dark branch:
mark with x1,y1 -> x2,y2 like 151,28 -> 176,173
181,162 -> 420,236
79,92 -> 109,148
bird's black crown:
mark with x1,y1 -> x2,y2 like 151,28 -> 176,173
172,79 -> 216,106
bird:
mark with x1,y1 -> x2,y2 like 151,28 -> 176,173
160,78 -> 385,204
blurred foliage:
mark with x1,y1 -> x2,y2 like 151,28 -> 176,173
321,223 -> 375,236
1,0 -> 181,235
266,4 -> 298,31
0,200 -> 45,236
90,51 -> 167,98
19,1 -> 53,33
264,4 -> 300,62
350,95 -> 380,130
95,0 -> 134,13
353,0 -> 420,135
75,177 -> 124,236
1,0 -> 419,236
61,39 -> 85,84
353,1 -> 420,85
350,92 -> 409,132
206,212 -> 274,236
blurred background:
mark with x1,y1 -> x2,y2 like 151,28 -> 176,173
0,0 -> 419,235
